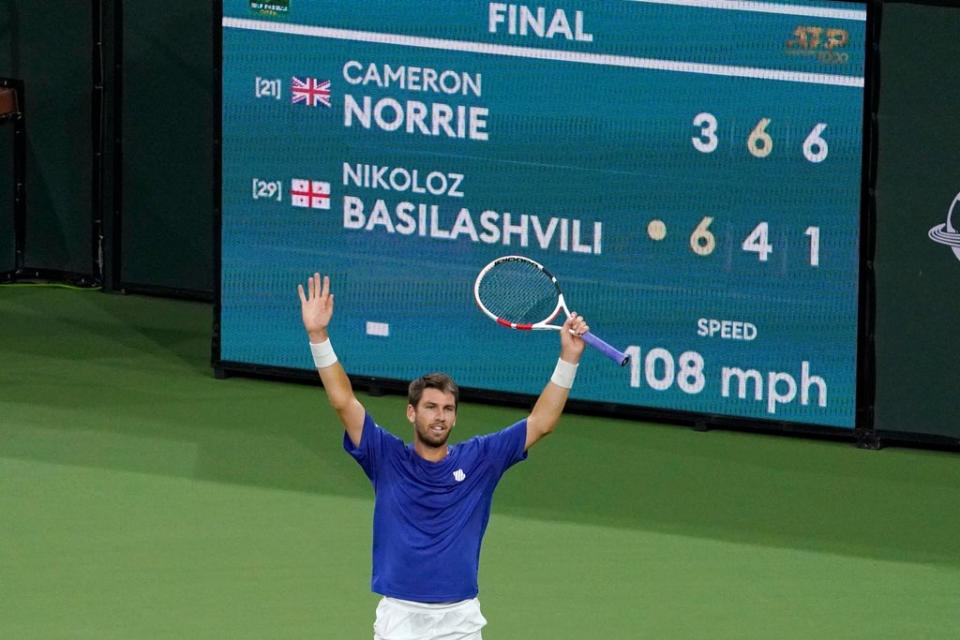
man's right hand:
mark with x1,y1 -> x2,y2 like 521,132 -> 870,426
297,273 -> 365,446
297,273 -> 334,343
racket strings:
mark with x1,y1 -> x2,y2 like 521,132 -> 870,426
477,260 -> 559,325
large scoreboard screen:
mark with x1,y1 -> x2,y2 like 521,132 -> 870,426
219,0 -> 869,429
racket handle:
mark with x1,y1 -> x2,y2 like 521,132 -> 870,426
580,331 -> 631,366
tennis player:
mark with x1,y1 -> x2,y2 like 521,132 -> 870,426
298,273 -> 587,640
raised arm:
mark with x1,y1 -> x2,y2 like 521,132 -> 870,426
298,273 -> 365,447
524,313 -> 588,451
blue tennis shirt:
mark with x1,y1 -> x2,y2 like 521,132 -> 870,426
344,412 -> 528,603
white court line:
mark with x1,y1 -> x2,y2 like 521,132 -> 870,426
628,0 -> 866,21
223,18 -> 864,88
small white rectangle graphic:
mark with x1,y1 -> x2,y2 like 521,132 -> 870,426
366,321 -> 390,337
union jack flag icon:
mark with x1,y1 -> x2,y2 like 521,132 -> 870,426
291,77 -> 331,108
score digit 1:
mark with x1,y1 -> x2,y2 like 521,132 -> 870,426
805,226 -> 820,266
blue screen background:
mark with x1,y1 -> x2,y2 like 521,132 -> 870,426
221,0 -> 867,427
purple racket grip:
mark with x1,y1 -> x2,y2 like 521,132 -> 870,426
580,331 -> 631,366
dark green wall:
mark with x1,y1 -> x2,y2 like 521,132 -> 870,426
0,119 -> 14,274
0,1 -> 93,275
0,1 -> 212,291
873,2 -> 960,440
118,0 -> 212,295
0,11 -> 13,274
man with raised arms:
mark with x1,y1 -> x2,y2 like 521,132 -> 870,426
297,273 -> 588,640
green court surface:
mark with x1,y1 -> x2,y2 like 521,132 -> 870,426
1,287 -> 958,638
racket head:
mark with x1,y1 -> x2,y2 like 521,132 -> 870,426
474,255 -> 565,330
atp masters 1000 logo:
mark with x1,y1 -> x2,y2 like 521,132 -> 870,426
249,0 -> 289,18
785,26 -> 850,65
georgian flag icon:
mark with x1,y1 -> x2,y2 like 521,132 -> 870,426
290,179 -> 330,210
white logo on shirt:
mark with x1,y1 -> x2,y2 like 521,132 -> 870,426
453,469 -> 466,482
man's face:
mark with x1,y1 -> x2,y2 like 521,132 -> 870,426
407,387 -> 457,449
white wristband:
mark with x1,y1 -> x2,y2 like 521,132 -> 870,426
310,339 -> 338,369
550,358 -> 578,389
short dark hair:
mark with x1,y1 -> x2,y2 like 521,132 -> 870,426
408,372 -> 459,409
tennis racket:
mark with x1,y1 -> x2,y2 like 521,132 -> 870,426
474,255 -> 631,366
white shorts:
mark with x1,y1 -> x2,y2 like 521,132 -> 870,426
373,596 -> 487,640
